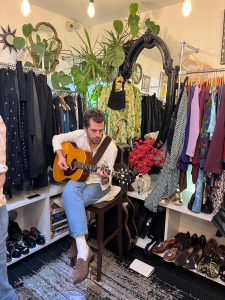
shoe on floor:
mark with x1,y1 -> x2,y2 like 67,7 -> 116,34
73,247 -> 94,284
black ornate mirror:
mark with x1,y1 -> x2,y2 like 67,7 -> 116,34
119,28 -> 179,146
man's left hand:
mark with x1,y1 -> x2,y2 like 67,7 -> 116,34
96,168 -> 109,179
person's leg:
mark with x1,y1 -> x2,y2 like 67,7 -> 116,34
74,183 -> 111,260
64,181 -> 110,266
63,182 -> 110,284
62,180 -> 89,238
62,181 -> 110,239
0,205 -> 18,300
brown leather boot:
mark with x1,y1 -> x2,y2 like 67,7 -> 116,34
73,247 -> 94,284
68,239 -> 77,267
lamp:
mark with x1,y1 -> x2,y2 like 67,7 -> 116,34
182,0 -> 192,17
21,0 -> 31,17
87,0 -> 95,18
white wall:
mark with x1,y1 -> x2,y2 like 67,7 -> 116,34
90,0 -> 225,69
1,0 -> 224,76
0,0 -> 86,74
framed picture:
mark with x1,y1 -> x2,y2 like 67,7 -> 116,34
221,10 -> 225,64
141,74 -> 151,93
158,71 -> 168,100
132,63 -> 142,84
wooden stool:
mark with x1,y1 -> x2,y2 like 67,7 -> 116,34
86,192 -> 123,281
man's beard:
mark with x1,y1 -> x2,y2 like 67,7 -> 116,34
90,137 -> 101,144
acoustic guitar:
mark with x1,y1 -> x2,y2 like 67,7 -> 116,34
53,142 -> 113,182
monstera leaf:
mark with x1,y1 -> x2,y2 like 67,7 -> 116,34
105,45 -> 125,68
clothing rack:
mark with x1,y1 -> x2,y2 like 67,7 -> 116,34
0,61 -> 45,75
184,68 -> 225,75
52,89 -> 76,94
177,40 -> 200,97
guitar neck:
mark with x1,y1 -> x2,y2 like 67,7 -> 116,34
75,162 -> 111,175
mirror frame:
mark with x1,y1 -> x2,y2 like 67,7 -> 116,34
29,22 -> 62,74
119,28 -> 179,146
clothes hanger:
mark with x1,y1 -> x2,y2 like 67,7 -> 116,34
59,96 -> 70,111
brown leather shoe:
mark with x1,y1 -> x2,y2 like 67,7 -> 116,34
73,247 -> 94,284
152,237 -> 175,254
68,239 -> 77,267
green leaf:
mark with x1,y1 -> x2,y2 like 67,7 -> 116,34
154,25 -> 160,35
59,72 -> 72,86
130,24 -> 139,37
145,20 -> 157,32
24,61 -> 35,68
51,72 -> 60,89
128,15 -> 140,27
31,41 -> 45,55
22,23 -> 33,38
13,37 -> 25,50
106,45 -> 125,68
113,20 -> 123,34
129,3 -> 138,17
145,18 -> 151,28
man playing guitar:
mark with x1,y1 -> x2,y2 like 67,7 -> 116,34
52,109 -> 118,284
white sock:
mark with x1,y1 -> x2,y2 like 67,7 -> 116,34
75,236 -> 89,260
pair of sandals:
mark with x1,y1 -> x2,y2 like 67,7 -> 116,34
159,189 -> 183,206
198,255 -> 220,279
197,238 -> 220,278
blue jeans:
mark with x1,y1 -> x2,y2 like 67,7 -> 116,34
62,181 -> 110,238
0,205 -> 18,300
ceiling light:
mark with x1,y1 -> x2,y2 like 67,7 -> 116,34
87,0 -> 95,18
21,0 -> 31,17
182,0 -> 192,17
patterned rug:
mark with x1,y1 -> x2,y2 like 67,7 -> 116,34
15,250 -> 197,300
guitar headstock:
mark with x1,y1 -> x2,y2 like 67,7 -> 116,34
112,168 -> 131,190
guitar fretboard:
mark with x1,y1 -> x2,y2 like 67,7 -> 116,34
74,161 -> 110,174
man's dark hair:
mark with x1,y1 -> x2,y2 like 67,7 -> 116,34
83,109 -> 105,128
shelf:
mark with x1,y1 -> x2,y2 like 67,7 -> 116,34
153,252 -> 225,287
7,231 -> 69,267
51,230 -> 69,243
160,189 -> 213,222
127,190 -> 150,201
6,183 -> 65,211
128,186 -> 213,222
7,242 -> 49,266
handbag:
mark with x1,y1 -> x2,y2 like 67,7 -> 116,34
107,78 -> 126,110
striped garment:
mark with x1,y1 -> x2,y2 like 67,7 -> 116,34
145,88 -> 188,212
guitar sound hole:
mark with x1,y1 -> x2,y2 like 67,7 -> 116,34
71,159 -> 77,170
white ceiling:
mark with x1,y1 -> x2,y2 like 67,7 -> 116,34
30,0 -> 183,26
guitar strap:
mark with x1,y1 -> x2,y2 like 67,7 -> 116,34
91,136 -> 112,165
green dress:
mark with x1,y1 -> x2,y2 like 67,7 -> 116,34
99,81 -> 142,143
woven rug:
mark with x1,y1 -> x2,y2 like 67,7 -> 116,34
15,250 -> 196,300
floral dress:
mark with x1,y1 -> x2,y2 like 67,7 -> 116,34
99,81 -> 141,143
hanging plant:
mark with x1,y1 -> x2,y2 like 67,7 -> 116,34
102,2 -> 161,69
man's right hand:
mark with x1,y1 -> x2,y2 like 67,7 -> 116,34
56,150 -> 68,171
58,156 -> 68,171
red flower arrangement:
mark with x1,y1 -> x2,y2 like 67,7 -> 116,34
129,137 -> 165,175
